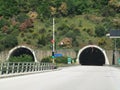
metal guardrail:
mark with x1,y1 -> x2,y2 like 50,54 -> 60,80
0,62 -> 56,75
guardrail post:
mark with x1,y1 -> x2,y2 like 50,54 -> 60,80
2,63 -> 5,74
40,63 -> 42,71
32,62 -> 34,71
43,63 -> 45,70
34,63 -> 37,71
21,63 -> 24,73
0,63 -> 3,75
29,62 -> 32,72
46,63 -> 48,70
36,63 -> 39,71
17,62 -> 20,73
47,63 -> 49,70
41,63 -> 44,71
3,63 -> 6,74
44,63 -> 46,70
12,63 -> 15,74
38,63 -> 40,71
50,63 -> 52,70
25,62 -> 28,72
6,62 -> 9,74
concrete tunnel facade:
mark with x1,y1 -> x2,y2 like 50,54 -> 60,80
7,46 -> 37,62
76,45 -> 109,65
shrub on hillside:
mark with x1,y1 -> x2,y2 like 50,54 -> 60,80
95,25 -> 106,37
1,35 -> 18,49
55,57 -> 68,64
0,44 -> 4,52
41,56 -> 52,63
41,56 -> 68,64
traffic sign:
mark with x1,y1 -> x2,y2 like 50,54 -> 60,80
118,58 -> 120,64
54,53 -> 62,57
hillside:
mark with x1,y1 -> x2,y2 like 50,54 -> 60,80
0,0 -> 120,52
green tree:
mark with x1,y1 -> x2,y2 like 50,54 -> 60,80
36,0 -> 51,19
66,0 -> 93,15
0,0 -> 19,18
95,25 -> 106,37
101,6 -> 116,17
92,0 -> 109,9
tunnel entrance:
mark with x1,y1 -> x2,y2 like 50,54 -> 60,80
77,45 -> 109,65
7,46 -> 37,62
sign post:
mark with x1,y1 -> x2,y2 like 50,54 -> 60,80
67,57 -> 72,64
106,30 -> 120,65
118,58 -> 120,65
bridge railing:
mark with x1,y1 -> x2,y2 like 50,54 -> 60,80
0,62 -> 56,75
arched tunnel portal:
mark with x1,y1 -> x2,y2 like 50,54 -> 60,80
7,46 -> 37,62
77,45 -> 109,65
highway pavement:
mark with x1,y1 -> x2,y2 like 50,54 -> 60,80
0,66 -> 120,90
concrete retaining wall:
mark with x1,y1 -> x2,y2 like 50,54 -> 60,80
0,49 -> 77,62
0,47 -> 120,65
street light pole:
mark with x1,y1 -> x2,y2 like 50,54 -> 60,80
52,17 -> 55,63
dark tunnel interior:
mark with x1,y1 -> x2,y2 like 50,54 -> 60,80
10,47 -> 34,61
79,47 -> 105,65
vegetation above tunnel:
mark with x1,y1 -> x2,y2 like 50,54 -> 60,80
0,0 -> 120,52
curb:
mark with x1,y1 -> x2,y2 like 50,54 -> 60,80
0,69 -> 60,79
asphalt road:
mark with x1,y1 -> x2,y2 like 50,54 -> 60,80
0,66 -> 120,90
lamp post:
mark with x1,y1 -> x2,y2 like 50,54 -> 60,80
52,17 -> 55,63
